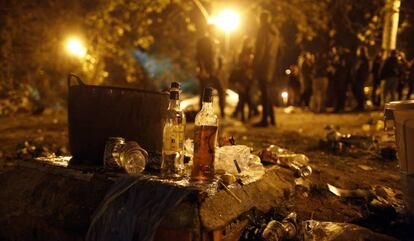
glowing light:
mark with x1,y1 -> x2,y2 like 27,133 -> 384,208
211,9 -> 240,32
281,91 -> 288,105
65,37 -> 86,58
285,69 -> 291,75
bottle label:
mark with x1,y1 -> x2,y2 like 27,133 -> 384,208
163,124 -> 184,154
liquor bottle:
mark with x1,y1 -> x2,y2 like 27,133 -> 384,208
161,82 -> 186,177
191,87 -> 218,182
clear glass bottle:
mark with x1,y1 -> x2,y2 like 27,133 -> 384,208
161,82 -> 186,177
191,87 -> 218,182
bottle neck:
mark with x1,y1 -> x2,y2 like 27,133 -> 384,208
168,99 -> 180,110
201,101 -> 213,111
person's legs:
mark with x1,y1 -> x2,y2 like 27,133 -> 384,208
211,75 -> 226,118
305,88 -> 312,107
391,77 -> 399,102
372,79 -> 379,106
407,82 -> 414,100
260,81 -> 269,124
239,92 -> 247,122
232,91 -> 243,118
198,77 -> 207,110
357,83 -> 365,110
398,80 -> 404,100
383,79 -> 390,104
245,91 -> 252,119
351,82 -> 359,110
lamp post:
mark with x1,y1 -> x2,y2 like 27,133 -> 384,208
382,0 -> 401,56
211,8 -> 240,54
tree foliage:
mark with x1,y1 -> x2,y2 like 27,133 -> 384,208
1,0 -> 413,106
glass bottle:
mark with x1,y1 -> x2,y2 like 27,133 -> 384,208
161,82 -> 186,177
191,87 -> 218,182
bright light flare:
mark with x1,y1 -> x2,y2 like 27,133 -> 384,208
211,9 -> 240,33
281,91 -> 288,105
65,37 -> 86,58
285,69 -> 291,75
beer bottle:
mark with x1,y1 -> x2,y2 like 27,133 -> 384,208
191,87 -> 218,182
161,82 -> 186,177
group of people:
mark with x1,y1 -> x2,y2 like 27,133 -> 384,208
196,12 -> 277,127
195,11 -> 414,127
288,47 -> 414,113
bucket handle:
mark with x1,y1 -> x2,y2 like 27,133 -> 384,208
67,73 -> 85,87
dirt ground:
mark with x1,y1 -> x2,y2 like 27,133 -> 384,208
0,108 -> 410,240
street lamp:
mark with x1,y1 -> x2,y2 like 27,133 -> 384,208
65,37 -> 86,58
211,8 -> 240,33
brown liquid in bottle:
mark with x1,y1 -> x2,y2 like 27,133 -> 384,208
191,125 -> 218,181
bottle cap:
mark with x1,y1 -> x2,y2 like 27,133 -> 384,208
170,90 -> 179,100
170,82 -> 181,90
202,87 -> 213,103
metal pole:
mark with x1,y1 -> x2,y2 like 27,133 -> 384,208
382,0 -> 401,56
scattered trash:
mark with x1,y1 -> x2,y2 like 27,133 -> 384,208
237,154 -> 266,185
327,183 -> 373,200
303,220 -> 399,241
103,137 -> 149,175
328,183 -> 404,217
119,141 -> 149,175
34,156 -> 71,167
258,145 -> 290,165
262,212 -> 298,241
278,154 -> 313,178
258,145 -> 313,179
358,165 -> 374,171
16,140 -> 68,161
216,145 -> 251,175
104,137 -> 126,169
295,177 -> 311,192
220,173 -> 237,185
321,128 -> 378,155
283,106 -> 296,114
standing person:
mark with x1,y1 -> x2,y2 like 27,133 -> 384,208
352,46 -> 370,111
407,60 -> 414,100
195,32 -> 226,118
326,47 -> 339,108
372,50 -> 384,107
230,37 -> 254,121
252,12 -> 278,127
299,52 -> 315,108
381,50 -> 400,103
334,48 -> 353,112
397,51 -> 409,100
312,53 -> 329,112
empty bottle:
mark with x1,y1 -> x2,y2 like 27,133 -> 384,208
262,212 -> 299,241
161,82 -> 186,177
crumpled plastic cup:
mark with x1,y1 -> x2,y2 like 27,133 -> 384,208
215,145 -> 251,174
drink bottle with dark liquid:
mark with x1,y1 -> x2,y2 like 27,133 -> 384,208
161,82 -> 186,177
191,87 -> 218,182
